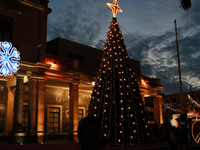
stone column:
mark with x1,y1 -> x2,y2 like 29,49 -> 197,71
11,75 -> 26,143
36,78 -> 46,143
142,94 -> 145,106
13,76 -> 24,131
27,77 -> 37,142
69,81 -> 79,141
153,95 -> 163,128
27,77 -> 46,143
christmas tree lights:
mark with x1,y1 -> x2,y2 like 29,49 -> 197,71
88,1 -> 153,146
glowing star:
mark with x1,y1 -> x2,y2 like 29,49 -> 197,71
0,41 -> 20,76
107,0 -> 123,18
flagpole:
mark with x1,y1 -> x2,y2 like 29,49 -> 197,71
174,20 -> 185,114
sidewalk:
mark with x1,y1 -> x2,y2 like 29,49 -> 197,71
0,140 -> 199,150
0,140 -> 169,150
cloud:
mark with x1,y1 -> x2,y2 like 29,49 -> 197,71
47,0 -> 110,46
121,15 -> 200,95
47,0 -> 200,95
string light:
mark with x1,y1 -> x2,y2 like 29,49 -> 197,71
191,120 -> 200,143
88,3 -> 153,145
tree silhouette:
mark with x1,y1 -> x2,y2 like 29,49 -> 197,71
180,0 -> 191,11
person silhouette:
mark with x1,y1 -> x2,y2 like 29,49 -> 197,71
152,120 -> 159,142
86,117 -> 102,150
77,117 -> 88,150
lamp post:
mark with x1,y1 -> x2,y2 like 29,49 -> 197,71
174,20 -> 185,114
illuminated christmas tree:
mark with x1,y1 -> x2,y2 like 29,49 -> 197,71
88,0 -> 152,146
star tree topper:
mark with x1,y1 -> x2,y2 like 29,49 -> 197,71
107,0 -> 123,18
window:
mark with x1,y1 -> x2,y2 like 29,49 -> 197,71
73,60 -> 79,68
0,14 -> 13,42
67,53 -> 85,61
78,109 -> 84,122
22,105 -> 28,132
49,107 -> 60,133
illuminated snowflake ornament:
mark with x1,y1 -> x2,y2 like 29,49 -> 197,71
0,41 -> 20,76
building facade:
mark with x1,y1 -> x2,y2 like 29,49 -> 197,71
0,0 -> 164,143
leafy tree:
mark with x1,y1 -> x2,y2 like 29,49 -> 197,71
180,0 -> 191,11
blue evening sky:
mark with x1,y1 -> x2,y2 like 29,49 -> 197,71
47,0 -> 200,95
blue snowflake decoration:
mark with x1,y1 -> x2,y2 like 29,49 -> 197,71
0,41 -> 20,76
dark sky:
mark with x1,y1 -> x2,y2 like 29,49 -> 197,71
47,0 -> 200,95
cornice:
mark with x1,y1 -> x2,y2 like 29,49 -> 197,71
20,0 -> 51,13
19,60 -> 51,69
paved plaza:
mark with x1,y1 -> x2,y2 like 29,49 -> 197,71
0,140 -> 199,150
